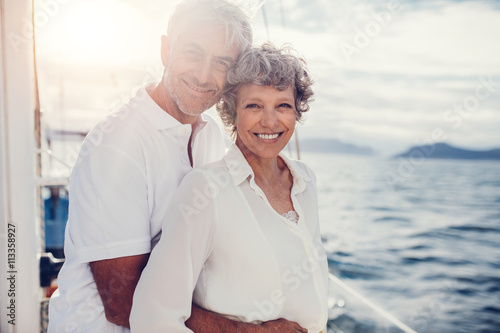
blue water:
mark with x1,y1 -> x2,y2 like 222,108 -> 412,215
302,152 -> 500,333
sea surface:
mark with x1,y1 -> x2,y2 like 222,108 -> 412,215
301,152 -> 500,333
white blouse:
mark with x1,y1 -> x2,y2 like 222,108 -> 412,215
130,144 -> 329,332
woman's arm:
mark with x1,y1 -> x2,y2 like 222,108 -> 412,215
130,169 -> 309,333
130,170 -> 218,332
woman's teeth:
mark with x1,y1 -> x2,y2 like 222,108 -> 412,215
257,133 -> 279,140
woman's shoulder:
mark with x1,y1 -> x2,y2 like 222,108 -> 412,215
198,157 -> 228,174
185,159 -> 231,183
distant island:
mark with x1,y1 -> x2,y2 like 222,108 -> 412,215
394,143 -> 500,160
297,138 -> 375,155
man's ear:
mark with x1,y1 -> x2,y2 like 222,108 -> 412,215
160,35 -> 170,67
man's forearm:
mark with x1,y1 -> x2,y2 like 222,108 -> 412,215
186,304 -> 263,333
185,304 -> 307,333
90,254 -> 150,329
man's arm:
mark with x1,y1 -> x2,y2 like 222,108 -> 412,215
186,304 -> 307,333
90,255 -> 307,332
89,254 -> 150,328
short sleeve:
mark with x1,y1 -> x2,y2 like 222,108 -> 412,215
67,137 -> 151,264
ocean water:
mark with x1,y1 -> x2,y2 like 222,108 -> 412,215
301,152 -> 500,333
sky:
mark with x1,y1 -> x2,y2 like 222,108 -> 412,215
35,0 -> 500,156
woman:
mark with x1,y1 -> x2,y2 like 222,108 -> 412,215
130,43 -> 329,332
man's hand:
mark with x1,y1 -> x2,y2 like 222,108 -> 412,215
89,254 -> 149,328
260,318 -> 308,333
186,303 -> 307,332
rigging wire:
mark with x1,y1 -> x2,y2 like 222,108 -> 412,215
32,0 -> 42,179
32,0 -> 45,250
277,0 -> 301,160
261,0 -> 301,160
260,3 -> 271,41
279,0 -> 286,31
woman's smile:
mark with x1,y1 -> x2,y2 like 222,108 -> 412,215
235,84 -> 296,161
254,132 -> 282,140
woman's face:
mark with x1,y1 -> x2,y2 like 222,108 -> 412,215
234,84 -> 296,161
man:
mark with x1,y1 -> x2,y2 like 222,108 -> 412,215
48,1 -> 307,332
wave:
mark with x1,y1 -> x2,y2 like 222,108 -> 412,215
328,258 -> 385,280
374,216 -> 413,223
448,225 -> 500,233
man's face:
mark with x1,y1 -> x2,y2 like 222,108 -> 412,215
163,24 -> 240,120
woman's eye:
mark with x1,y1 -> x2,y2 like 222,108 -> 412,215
245,104 -> 259,109
278,103 -> 293,108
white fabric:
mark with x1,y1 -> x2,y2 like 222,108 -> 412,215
130,144 -> 329,333
48,83 -> 225,333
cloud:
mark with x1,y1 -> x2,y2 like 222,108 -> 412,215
37,0 -> 500,155
251,0 -> 500,154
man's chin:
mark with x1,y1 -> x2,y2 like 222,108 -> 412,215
179,102 -> 217,117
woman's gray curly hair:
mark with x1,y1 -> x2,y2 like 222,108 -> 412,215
216,43 -> 314,134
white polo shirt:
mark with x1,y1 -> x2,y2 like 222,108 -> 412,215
130,144 -> 329,333
48,83 -> 225,333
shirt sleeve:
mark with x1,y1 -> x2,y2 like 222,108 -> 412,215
67,137 -> 152,264
130,169 -> 218,333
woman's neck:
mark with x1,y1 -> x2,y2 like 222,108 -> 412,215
237,144 -> 287,185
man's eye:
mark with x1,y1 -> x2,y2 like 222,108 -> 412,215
185,50 -> 202,59
213,59 -> 230,72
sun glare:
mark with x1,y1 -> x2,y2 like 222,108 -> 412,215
64,5 -> 115,61
41,0 -> 142,64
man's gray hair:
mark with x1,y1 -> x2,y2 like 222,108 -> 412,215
167,0 -> 253,53
217,43 -> 314,133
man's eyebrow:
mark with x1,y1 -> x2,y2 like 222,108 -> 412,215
184,42 -> 202,50
184,42 -> 234,63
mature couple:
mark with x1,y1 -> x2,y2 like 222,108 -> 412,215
48,0 -> 328,332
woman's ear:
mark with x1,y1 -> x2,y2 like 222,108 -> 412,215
160,35 -> 170,67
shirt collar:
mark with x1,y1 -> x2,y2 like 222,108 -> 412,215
279,151 -> 310,194
279,151 -> 311,183
223,144 -> 254,186
223,144 -> 311,189
136,83 -> 208,132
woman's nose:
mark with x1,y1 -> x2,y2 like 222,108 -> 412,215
260,108 -> 279,127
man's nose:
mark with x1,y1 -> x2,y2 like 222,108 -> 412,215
193,58 -> 212,84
